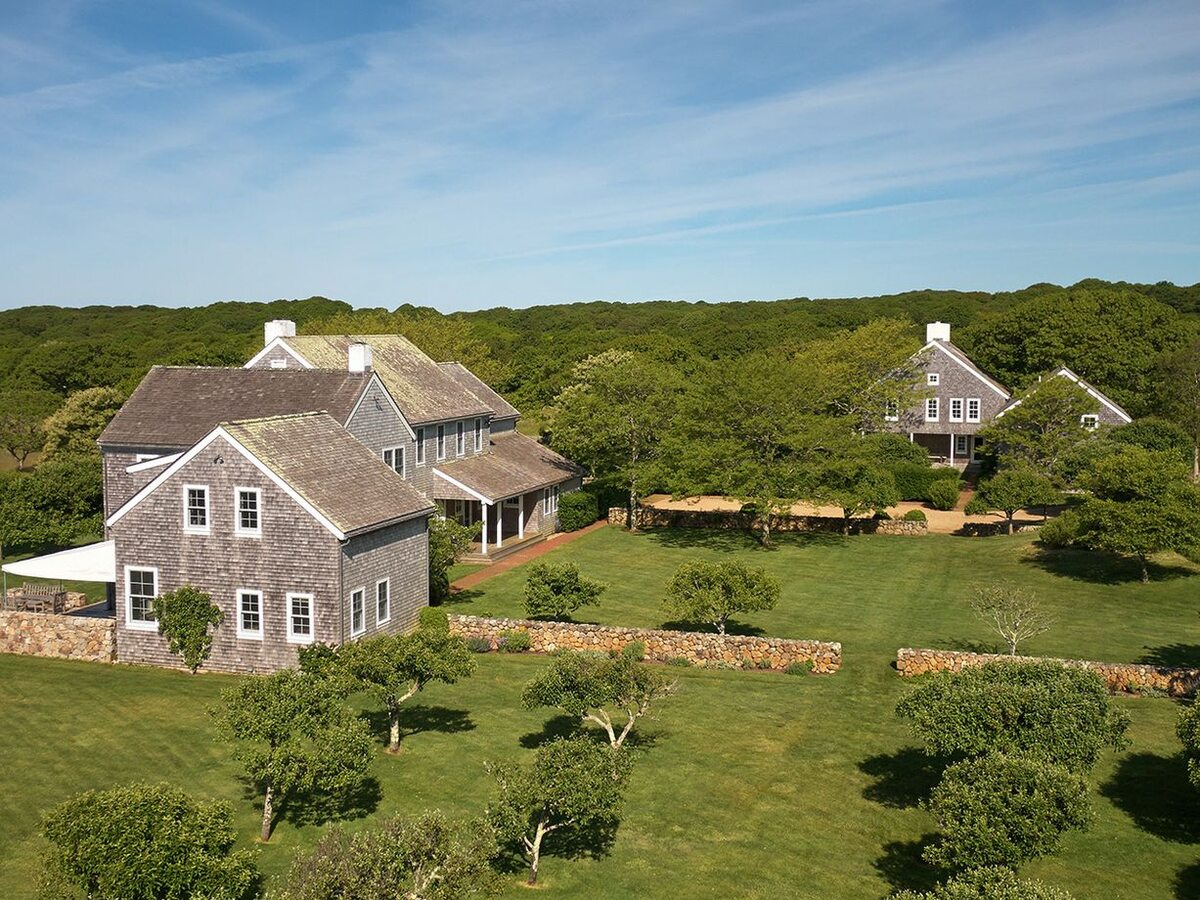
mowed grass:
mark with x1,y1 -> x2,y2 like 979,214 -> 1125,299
0,527 -> 1197,898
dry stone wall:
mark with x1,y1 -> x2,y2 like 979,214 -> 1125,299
448,613 -> 841,673
608,507 -> 926,536
897,647 -> 1200,697
0,609 -> 116,663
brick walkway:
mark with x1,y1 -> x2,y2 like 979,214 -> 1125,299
451,520 -> 609,591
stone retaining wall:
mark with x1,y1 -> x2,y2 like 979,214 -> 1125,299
896,647 -> 1200,697
0,608 -> 116,663
607,507 -> 926,536
448,613 -> 841,673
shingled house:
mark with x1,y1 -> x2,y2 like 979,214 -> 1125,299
889,322 -> 1131,469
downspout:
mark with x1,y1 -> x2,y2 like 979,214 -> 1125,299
339,539 -> 346,647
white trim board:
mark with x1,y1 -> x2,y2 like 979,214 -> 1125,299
126,453 -> 182,474
995,368 -> 1132,424
921,341 -> 1010,399
432,467 -> 492,504
244,337 -> 314,370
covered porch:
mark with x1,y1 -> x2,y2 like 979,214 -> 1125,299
438,488 -> 551,561
908,432 -> 980,471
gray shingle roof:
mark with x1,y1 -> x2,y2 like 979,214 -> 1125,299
433,431 -> 583,502
437,362 -> 521,421
224,413 -> 435,536
99,367 -> 371,450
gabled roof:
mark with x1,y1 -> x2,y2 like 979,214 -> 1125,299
437,361 -> 521,421
919,340 -> 1011,399
997,366 -> 1133,423
99,367 -> 372,450
107,413 -> 434,540
251,334 -> 493,425
433,431 -> 583,503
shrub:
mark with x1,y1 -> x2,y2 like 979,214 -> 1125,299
1037,510 -> 1079,548
620,641 -> 646,662
582,478 -> 628,518
429,517 -> 475,604
666,656 -> 691,667
785,660 -> 814,676
891,866 -> 1075,899
902,509 -> 928,523
467,637 -> 492,653
892,462 -> 958,501
926,478 -> 961,511
499,630 -> 531,653
524,562 -> 606,620
924,754 -> 1092,870
418,606 -> 450,632
151,585 -> 223,673
896,661 -> 1129,773
1177,704 -> 1200,790
557,491 -> 599,531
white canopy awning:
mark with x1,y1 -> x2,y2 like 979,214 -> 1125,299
1,541 -> 116,583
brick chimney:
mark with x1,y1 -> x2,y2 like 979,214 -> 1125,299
264,319 -> 296,347
348,341 -> 373,374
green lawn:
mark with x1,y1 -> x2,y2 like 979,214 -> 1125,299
2,527 -> 1199,898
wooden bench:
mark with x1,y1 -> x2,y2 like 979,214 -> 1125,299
3,584 -> 67,614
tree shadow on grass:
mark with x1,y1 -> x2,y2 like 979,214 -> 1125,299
238,774 -> 384,833
492,818 -> 622,877
641,527 -> 845,554
518,714 -> 662,753
359,704 -> 476,748
1100,752 -> 1200,844
928,638 -> 999,654
1138,645 -> 1200,668
858,748 -> 946,809
441,588 -> 485,606
658,619 -> 766,637
1024,546 -> 1195,585
873,834 -> 943,893
1173,860 -> 1200,900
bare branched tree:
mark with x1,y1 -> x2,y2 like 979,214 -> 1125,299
970,583 -> 1053,656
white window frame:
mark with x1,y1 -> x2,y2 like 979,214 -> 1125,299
553,485 -> 560,512
1081,414 -> 1100,431
124,565 -> 159,631
474,417 -> 483,452
966,398 -> 981,423
376,578 -> 390,625
543,488 -> 551,515
287,593 -> 315,645
949,398 -> 963,423
927,373 -> 940,386
415,427 -> 426,466
350,587 -> 366,637
183,484 -> 210,535
436,425 -> 446,461
925,398 -> 940,423
383,446 -> 406,478
234,486 -> 262,538
236,588 -> 264,640
456,420 -> 466,457
884,400 -> 899,422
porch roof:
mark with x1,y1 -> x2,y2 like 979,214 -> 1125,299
432,432 -> 583,504
2,541 -> 116,583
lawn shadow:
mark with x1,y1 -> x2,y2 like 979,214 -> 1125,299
359,705 -> 476,748
1138,645 -> 1200,668
858,748 -> 945,809
441,588 -> 485,606
929,638 -> 999,654
493,817 -> 622,876
519,714 -> 662,752
641,527 -> 767,553
1024,546 -> 1195,585
250,774 -> 383,831
1101,752 -> 1200,844
659,619 -> 766,637
873,834 -> 943,893
1173,860 -> 1200,900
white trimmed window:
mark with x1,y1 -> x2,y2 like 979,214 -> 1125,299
966,398 -> 981,423
436,425 -> 446,460
351,588 -> 366,636
235,487 -> 262,537
949,398 -> 963,423
1081,414 -> 1100,431
925,398 -> 940,422
927,373 -> 940,386
376,579 -> 390,624
474,418 -> 483,452
884,400 -> 898,422
456,421 -> 465,457
125,566 -> 158,630
543,486 -> 560,516
237,589 -> 263,639
415,427 -> 426,465
383,446 -> 406,477
287,593 -> 314,644
954,435 -> 969,457
183,485 -> 209,534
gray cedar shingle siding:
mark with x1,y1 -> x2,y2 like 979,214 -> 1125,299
895,344 -> 1010,436
341,517 -> 429,640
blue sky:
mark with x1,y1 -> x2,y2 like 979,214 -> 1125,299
1,1 -> 1198,311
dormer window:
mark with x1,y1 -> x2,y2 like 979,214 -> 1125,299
235,487 -> 262,537
927,373 -> 940,386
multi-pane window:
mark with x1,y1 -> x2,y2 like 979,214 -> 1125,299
127,567 -> 157,627
1081,414 -> 1099,431
288,594 -> 314,644
966,398 -> 981,423
383,447 -> 405,477
236,488 -> 261,536
884,400 -> 898,422
543,486 -> 561,516
474,418 -> 483,452
927,373 -> 940,386
238,590 -> 263,639
351,588 -> 366,636
436,425 -> 446,460
949,398 -> 963,423
955,435 -> 969,457
415,427 -> 426,465
456,421 -> 465,456
925,398 -> 940,422
376,579 -> 390,623
184,485 -> 209,532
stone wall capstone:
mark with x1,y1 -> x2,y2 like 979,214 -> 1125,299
0,609 -> 116,663
607,507 -> 926,536
448,614 -> 841,673
896,647 -> 1200,697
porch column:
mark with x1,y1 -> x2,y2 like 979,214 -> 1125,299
949,431 -> 955,465
908,432 -> 914,443
480,501 -> 489,556
518,493 -> 525,540
496,500 -> 504,549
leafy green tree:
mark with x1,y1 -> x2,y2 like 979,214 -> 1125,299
1156,338 -> 1200,478
812,449 -> 901,534
522,653 -> 676,748
1110,416 -> 1195,462
487,737 -> 630,885
41,386 -> 125,459
151,586 -> 223,673
330,609 -> 475,753
662,560 -> 780,635
892,867 -> 1074,900
0,389 -> 58,469
923,754 -> 1092,870
896,661 -> 1129,774
279,810 -> 500,900
548,349 -> 682,519
429,516 -> 475,602
977,376 -> 1100,481
1074,446 -> 1200,582
1177,704 -> 1200,791
523,562 -> 606,620
964,466 -> 1061,533
0,455 -> 102,550
969,583 -> 1052,655
39,782 -> 258,900
212,670 -> 374,841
